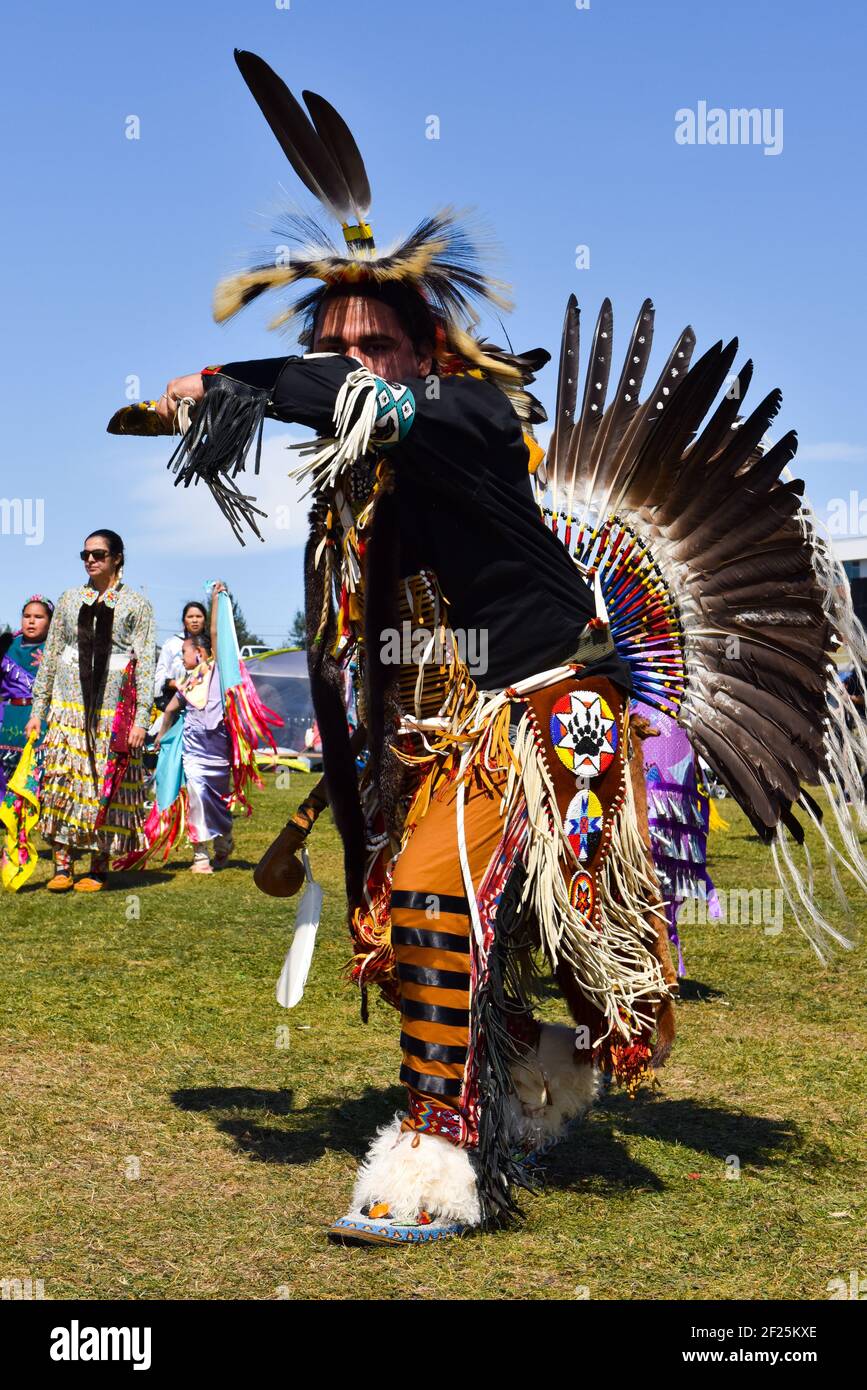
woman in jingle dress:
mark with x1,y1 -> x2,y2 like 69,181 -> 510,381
27,529 -> 156,892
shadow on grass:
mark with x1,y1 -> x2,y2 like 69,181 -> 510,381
110,871 -> 174,888
677,978 -> 725,1002
11,868 -> 175,893
171,1083 -> 405,1165
113,860 -> 261,888
543,1090 -> 807,1194
172,1081 -> 829,1195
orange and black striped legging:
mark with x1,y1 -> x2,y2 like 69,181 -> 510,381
390,771 -> 507,1113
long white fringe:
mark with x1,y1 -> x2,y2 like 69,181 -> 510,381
402,673 -> 668,1043
288,366 -> 379,493
513,715 -> 667,1045
765,492 -> 867,957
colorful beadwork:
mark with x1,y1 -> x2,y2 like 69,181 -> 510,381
569,869 -> 595,919
546,516 -> 686,717
77,583 -> 122,610
549,689 -> 617,778
564,787 -> 603,862
403,1094 -> 468,1145
328,1213 -> 469,1245
371,378 -> 416,447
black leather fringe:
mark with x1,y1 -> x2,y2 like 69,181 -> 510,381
167,380 -> 269,546
77,598 -> 115,784
472,863 -> 539,1229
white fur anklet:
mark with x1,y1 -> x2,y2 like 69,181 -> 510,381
350,1115 -> 482,1226
509,1022 -> 601,1149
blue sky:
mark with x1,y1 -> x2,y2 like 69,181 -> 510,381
1,0 -> 865,641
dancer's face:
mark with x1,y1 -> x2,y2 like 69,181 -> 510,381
313,294 -> 431,380
21,603 -> 51,641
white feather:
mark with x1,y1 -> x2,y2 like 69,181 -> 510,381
275,849 -> 323,1008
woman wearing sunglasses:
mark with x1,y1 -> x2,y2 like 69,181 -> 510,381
26,530 -> 156,892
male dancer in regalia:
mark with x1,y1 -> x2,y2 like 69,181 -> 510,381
113,51 -> 867,1243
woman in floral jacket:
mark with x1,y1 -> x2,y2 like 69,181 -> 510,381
27,529 -> 156,892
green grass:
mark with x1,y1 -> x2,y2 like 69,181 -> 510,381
1,774 -> 865,1300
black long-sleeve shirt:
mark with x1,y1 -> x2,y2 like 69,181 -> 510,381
206,354 -> 631,693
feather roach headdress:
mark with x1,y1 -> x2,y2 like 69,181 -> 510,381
215,50 -> 540,409
106,49 -> 548,544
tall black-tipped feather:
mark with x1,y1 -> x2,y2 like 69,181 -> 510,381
572,298 -> 613,472
608,324 -> 696,500
302,89 -> 372,219
709,387 -> 783,475
655,352 -> 749,523
666,388 -> 786,543
548,294 -> 579,489
559,299 -> 612,517
607,338 -> 735,523
739,430 -> 800,494
590,297 -> 655,477
234,50 -> 352,218
625,340 -> 735,503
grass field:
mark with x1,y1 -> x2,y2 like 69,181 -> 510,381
1,773 -> 865,1301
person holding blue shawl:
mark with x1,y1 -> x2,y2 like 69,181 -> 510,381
157,582 -> 232,872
